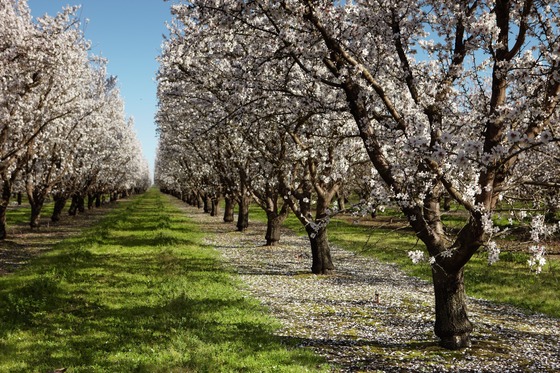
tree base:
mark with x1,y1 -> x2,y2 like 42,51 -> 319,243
439,333 -> 472,350
311,266 -> 335,275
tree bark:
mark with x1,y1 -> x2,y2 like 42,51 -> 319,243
306,225 -> 335,274
77,194 -> 85,213
87,194 -> 95,209
69,195 -> 78,216
68,194 -> 85,216
211,194 -> 220,217
28,194 -> 45,228
337,191 -> 347,211
443,196 -> 452,211
223,196 -> 235,223
236,194 -> 251,232
265,209 -> 288,246
0,181 -> 12,240
51,195 -> 67,222
203,193 -> 211,213
432,265 -> 473,349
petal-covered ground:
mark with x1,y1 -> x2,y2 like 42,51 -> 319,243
186,206 -> 560,373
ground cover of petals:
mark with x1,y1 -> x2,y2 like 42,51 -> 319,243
182,204 -> 560,373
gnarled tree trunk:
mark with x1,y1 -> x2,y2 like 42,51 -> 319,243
264,209 -> 288,246
432,266 -> 473,349
87,194 -> 95,209
223,196 -> 235,223
0,180 -> 13,240
203,193 -> 211,213
236,194 -> 251,232
211,194 -> 220,217
69,194 -> 85,216
28,194 -> 45,228
306,225 -> 334,274
51,195 -> 67,222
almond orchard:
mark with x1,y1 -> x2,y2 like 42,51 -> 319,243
0,1 -> 150,239
155,0 -> 560,350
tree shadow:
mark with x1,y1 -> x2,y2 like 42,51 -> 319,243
0,220 -> 321,371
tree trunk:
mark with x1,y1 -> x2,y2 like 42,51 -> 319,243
69,196 -> 77,216
265,212 -> 282,246
432,265 -> 473,349
236,194 -> 251,232
95,193 -> 101,208
306,225 -> 335,274
337,192 -> 347,211
87,194 -> 95,209
17,192 -> 22,205
443,196 -> 452,211
51,195 -> 67,222
29,194 -> 45,229
265,209 -> 288,246
69,194 -> 85,216
223,196 -> 235,223
203,194 -> 211,213
0,181 -> 12,240
211,194 -> 220,217
77,194 -> 85,213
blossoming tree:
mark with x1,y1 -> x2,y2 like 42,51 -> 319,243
161,0 -> 560,349
0,0 -> 149,236
156,3 -> 369,271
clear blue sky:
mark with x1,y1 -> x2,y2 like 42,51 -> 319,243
28,0 -> 176,177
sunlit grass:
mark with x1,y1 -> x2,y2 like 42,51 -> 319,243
0,189 -> 327,372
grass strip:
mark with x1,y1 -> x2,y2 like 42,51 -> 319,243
325,218 -> 560,318
0,189 -> 327,372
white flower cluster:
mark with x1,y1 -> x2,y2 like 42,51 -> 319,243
481,212 -> 500,235
486,241 -> 501,265
529,215 -> 556,242
525,215 -> 558,274
527,245 -> 547,274
407,250 -> 425,264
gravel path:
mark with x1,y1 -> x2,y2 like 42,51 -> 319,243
182,205 -> 559,373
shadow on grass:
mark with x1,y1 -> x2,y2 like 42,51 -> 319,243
0,244 -> 287,368
0,190 -> 325,372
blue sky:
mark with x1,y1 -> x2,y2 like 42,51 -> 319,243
28,0 -> 176,177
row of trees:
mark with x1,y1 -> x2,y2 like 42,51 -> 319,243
155,0 -> 559,350
0,1 -> 150,238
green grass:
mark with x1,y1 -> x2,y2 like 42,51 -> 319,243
247,204 -> 560,319
328,219 -> 559,318
0,189 -> 327,372
5,200 -> 55,226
